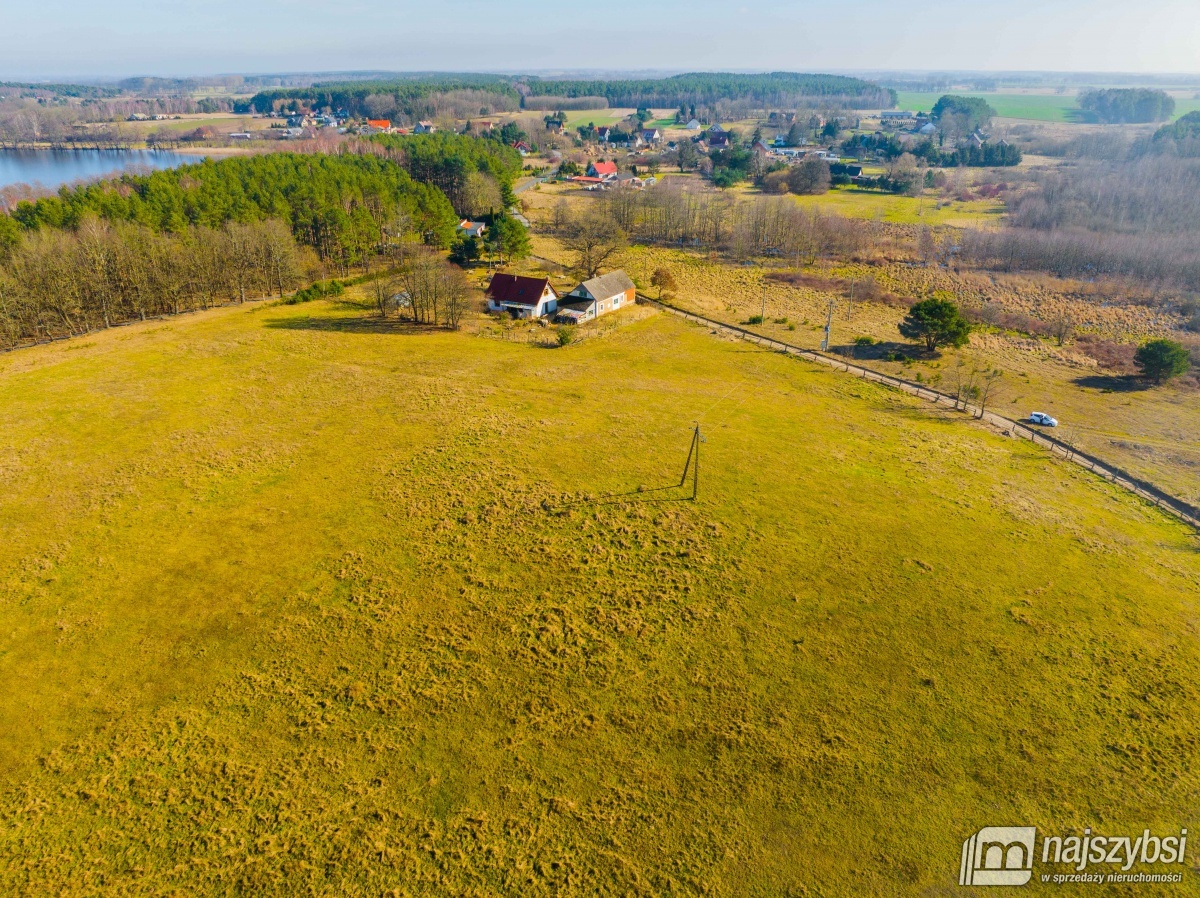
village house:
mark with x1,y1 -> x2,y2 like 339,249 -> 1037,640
555,270 -> 636,323
640,128 -> 662,145
596,126 -> 614,142
486,273 -> 559,319
513,140 -> 532,156
457,220 -> 487,239
365,118 -> 392,132
587,160 -> 619,180
685,118 -> 702,130
414,121 -> 436,134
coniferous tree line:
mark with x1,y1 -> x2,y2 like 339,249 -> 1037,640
248,72 -> 895,118
368,132 -> 523,213
5,152 -> 460,264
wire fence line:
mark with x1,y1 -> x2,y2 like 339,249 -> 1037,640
638,294 -> 1200,532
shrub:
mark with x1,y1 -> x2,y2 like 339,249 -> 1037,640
854,336 -> 875,346
556,325 -> 576,347
1075,333 -> 1137,372
284,280 -> 345,305
746,315 -> 764,325
1134,338 -> 1191,384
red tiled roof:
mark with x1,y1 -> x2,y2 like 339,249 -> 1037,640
486,273 -> 554,306
590,161 -> 618,176
367,119 -> 390,128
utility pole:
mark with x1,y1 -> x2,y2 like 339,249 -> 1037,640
820,299 -> 834,352
692,424 -> 700,500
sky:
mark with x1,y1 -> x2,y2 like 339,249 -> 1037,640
2,0 -> 1199,80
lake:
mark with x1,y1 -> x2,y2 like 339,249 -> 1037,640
0,148 -> 201,192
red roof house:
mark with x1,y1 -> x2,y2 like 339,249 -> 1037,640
486,273 -> 559,319
587,160 -> 618,179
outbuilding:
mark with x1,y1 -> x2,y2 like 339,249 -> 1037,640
557,270 -> 636,322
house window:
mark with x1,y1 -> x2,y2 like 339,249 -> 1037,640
612,296 -> 621,306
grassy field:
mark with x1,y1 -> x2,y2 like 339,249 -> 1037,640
562,109 -> 633,129
1,295 -> 1198,894
893,90 -> 1200,124
789,185 -> 1005,226
892,91 -> 1082,123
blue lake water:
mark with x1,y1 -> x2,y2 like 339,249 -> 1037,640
0,149 -> 201,192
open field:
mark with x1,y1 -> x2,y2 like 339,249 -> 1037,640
892,91 -> 1082,123
562,109 -> 633,129
789,186 -> 1005,227
893,90 -> 1200,124
2,293 -> 1198,895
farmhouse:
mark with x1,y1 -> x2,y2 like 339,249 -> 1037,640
556,270 -> 636,323
685,119 -> 702,130
587,160 -> 618,180
640,128 -> 662,144
486,273 -> 559,319
457,220 -> 487,239
366,119 -> 392,132
513,140 -> 532,155
414,121 -> 437,134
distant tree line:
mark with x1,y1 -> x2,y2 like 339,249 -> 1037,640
0,82 -> 121,100
1079,88 -> 1175,124
248,72 -> 896,117
248,75 -> 521,116
519,72 -> 895,110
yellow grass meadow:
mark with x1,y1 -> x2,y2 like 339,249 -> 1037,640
1,296 -> 1198,895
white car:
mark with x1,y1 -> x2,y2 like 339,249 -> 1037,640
1029,412 -> 1058,427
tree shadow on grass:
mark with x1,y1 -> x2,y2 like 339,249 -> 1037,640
1072,374 -> 1148,393
263,315 -> 446,335
830,340 -> 932,362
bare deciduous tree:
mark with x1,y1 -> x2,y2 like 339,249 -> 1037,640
563,210 -> 627,279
